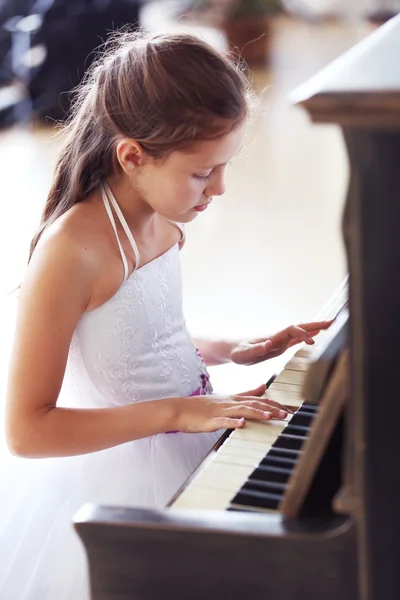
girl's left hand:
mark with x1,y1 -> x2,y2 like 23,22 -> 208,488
230,320 -> 333,366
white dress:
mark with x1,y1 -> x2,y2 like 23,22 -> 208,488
0,183 -> 221,600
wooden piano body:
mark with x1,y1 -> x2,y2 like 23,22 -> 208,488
74,15 -> 400,600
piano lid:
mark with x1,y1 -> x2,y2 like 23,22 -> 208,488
289,13 -> 400,128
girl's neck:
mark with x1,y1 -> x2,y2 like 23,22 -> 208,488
104,175 -> 157,233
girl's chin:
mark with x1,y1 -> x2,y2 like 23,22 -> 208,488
176,211 -> 199,223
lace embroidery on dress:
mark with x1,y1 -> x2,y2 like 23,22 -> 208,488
63,244 -> 212,409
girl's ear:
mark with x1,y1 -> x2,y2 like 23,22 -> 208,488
116,138 -> 148,174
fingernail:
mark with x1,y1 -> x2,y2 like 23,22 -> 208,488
263,411 -> 272,418
278,409 -> 287,419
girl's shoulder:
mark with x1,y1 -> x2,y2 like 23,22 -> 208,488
33,195 -> 132,313
36,196 -> 107,272
23,199 -> 108,313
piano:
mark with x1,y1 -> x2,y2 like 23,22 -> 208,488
74,15 -> 400,600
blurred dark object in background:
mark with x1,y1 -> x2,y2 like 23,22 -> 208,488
367,10 -> 399,24
181,0 -> 284,66
0,0 -> 143,128
0,1 -> 35,84
224,0 -> 283,66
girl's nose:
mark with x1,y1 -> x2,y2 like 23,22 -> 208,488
206,176 -> 225,197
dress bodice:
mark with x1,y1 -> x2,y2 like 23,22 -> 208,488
63,243 -> 212,408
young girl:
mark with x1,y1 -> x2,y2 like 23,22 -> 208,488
2,31 -> 331,599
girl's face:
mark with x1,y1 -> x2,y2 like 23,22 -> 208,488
131,124 -> 246,223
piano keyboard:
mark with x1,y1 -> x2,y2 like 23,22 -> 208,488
169,281 -> 348,514
170,344 -> 316,512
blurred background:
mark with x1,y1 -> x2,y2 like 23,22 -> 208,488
0,0 -> 397,400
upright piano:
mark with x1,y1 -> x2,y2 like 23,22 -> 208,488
74,15 -> 400,600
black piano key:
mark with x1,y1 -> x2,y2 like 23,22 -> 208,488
289,413 -> 314,428
273,433 -> 304,451
284,427 -> 308,439
268,447 -> 302,459
245,479 -> 286,494
295,411 -> 316,420
284,424 -> 310,435
250,465 -> 292,483
260,455 -> 297,468
295,411 -> 316,421
300,404 -> 318,413
231,488 -> 281,510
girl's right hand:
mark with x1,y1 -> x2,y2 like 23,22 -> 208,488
172,383 -> 289,434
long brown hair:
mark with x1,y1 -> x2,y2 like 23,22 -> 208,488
29,30 -> 251,261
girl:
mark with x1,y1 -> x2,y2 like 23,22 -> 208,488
2,31 -> 331,599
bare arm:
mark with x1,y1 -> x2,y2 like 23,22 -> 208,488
193,317 -> 333,367
5,229 -> 176,458
192,338 -> 239,366
9,402 -> 176,458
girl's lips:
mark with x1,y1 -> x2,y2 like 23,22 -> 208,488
194,202 -> 210,212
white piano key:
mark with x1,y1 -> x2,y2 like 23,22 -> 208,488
294,347 -> 315,359
269,381 -> 303,392
264,388 -> 303,407
183,461 -> 254,494
223,436 -> 276,452
213,451 -> 266,468
229,502 -> 276,514
232,419 -> 287,443
216,442 -> 274,463
264,385 -> 303,398
222,418 -> 290,459
171,484 -> 235,511
274,369 -> 306,386
215,441 -> 277,463
216,445 -> 267,463
284,359 -> 309,371
220,435 -> 276,452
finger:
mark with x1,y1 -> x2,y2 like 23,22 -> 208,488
288,326 -> 314,344
253,340 -> 273,355
236,399 -> 288,419
299,320 -> 333,331
287,337 -> 303,348
212,417 -> 246,431
287,330 -> 320,348
237,383 -> 267,397
225,405 -> 273,421
241,394 -> 294,415
307,330 -> 320,338
255,396 -> 294,415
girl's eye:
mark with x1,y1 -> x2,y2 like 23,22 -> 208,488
194,173 -> 211,182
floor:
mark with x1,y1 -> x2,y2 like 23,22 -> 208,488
0,11 -> 375,412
